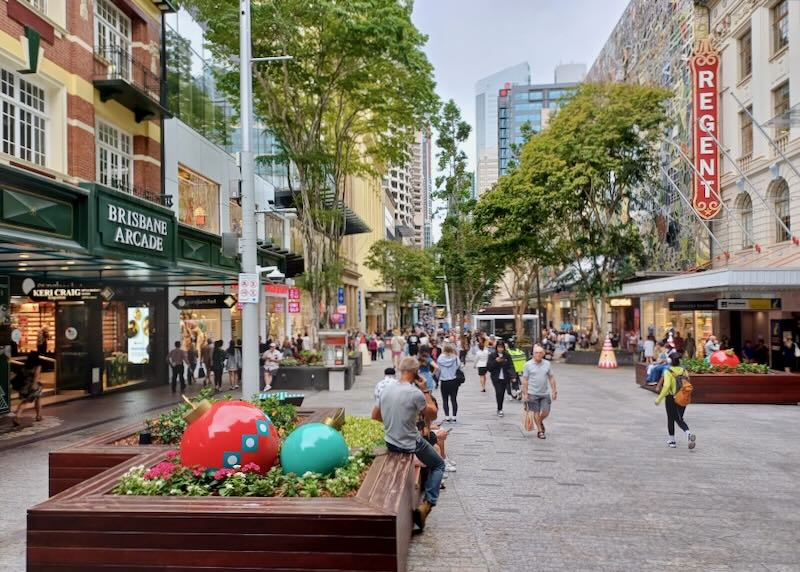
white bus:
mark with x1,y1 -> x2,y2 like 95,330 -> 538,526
473,312 -> 540,341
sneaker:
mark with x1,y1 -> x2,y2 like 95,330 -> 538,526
497,410 -> 504,417
688,433 -> 696,450
452,418 -> 457,423
668,441 -> 677,448
413,500 -> 433,531
444,417 -> 451,423
445,460 -> 457,472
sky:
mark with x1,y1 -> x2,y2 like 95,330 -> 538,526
411,0 -> 632,237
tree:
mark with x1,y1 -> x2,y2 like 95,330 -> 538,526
183,0 -> 438,343
512,82 -> 670,343
364,240 -> 435,328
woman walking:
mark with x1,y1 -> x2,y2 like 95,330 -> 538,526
486,340 -> 514,417
418,347 -> 438,391
474,341 -> 490,392
11,351 -> 43,425
368,335 -> 379,362
226,340 -> 241,390
655,354 -> 696,449
211,340 -> 226,391
436,343 -> 461,422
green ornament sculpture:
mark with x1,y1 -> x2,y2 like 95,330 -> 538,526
280,422 -> 350,476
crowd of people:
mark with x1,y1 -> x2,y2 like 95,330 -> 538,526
370,326 -> 558,530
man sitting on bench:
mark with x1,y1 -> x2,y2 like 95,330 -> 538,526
372,356 -> 445,530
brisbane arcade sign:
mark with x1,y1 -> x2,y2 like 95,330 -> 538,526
97,193 -> 174,260
689,37 -> 721,220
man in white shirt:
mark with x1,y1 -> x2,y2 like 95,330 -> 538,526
522,345 -> 558,439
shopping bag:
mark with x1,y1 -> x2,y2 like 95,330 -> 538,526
522,403 -> 535,432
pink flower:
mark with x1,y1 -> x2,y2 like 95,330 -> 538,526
165,450 -> 179,461
144,461 -> 178,480
192,467 -> 206,477
213,468 -> 235,480
241,462 -> 261,474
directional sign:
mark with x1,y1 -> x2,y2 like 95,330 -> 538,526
238,273 -> 259,304
172,294 -> 237,310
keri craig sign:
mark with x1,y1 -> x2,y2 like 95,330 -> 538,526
689,37 -> 721,220
97,193 -> 174,260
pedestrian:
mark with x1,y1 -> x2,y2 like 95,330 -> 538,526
684,332 -> 696,359
302,331 -> 312,352
407,330 -> 421,357
236,339 -> 243,385
522,345 -> 558,439
459,332 -> 469,366
201,338 -> 214,388
643,334 -> 656,363
781,337 -> 798,372
10,351 -> 43,425
704,335 -> 720,357
374,367 -> 397,404
486,340 -> 514,417
262,342 -> 283,390
167,341 -> 186,394
211,340 -> 226,391
753,336 -> 769,365
226,340 -> 240,390
372,357 -> 445,531
377,336 -> 385,360
418,346 -> 438,391
436,343 -> 461,422
368,335 -> 379,361
281,338 -> 294,359
36,327 -> 49,355
474,341 -> 490,392
654,354 -> 696,449
390,330 -> 405,369
186,338 -> 197,386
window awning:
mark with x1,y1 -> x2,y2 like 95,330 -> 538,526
274,190 -> 370,235
621,268 -> 800,296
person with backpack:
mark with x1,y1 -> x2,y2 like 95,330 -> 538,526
655,354 -> 696,449
436,343 -> 462,422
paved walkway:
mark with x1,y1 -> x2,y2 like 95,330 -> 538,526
1,357 -> 799,571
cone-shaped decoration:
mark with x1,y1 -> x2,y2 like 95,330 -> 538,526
598,335 -> 618,369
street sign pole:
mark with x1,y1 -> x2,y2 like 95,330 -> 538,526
239,0 -> 259,399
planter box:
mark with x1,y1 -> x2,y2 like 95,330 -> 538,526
48,407 -> 341,497
634,362 -> 800,404
272,365 -> 329,391
565,349 -> 635,366
30,448 -> 423,572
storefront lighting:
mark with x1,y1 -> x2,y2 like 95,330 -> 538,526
104,266 -> 113,270
19,253 -> 29,258
67,261 -> 75,265
59,266 -> 69,270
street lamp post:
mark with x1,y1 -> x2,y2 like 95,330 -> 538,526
437,274 -> 452,331
238,1 -> 292,399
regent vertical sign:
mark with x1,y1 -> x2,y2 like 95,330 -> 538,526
689,38 -> 721,219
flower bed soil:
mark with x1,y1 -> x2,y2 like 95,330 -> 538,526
634,362 -> 800,404
30,447 -> 423,572
48,407 -> 342,496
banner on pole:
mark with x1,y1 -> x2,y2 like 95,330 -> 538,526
689,38 -> 721,220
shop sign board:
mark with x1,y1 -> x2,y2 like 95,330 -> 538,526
338,287 -> 345,305
238,273 -> 259,304
288,287 -> 300,300
669,300 -> 717,311
288,301 -> 300,313
717,298 -> 781,311
609,298 -> 633,307
22,278 -> 114,302
330,312 -> 345,325
97,193 -> 174,260
172,294 -> 237,310
357,289 -> 362,322
689,38 -> 721,220
265,284 -> 289,296
337,304 -> 347,314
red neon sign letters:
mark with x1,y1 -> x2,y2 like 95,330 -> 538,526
689,38 -> 721,220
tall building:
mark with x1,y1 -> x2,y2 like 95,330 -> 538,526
382,163 -> 415,245
411,129 -> 434,248
554,63 -> 587,84
497,79 -> 580,177
475,63 -> 531,196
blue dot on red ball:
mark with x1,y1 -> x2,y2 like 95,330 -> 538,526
256,420 -> 270,436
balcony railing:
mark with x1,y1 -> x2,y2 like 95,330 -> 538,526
738,152 -> 753,172
110,178 -> 174,208
94,46 -> 171,122
774,133 -> 789,155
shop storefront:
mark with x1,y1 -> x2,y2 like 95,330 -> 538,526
0,163 -> 287,412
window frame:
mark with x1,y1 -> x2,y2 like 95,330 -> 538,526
771,0 -> 789,55
95,119 -> 133,192
0,66 -> 48,167
738,193 -> 754,249
177,164 -> 221,234
94,0 -> 133,81
738,28 -> 752,80
21,0 -> 47,12
772,81 -> 790,139
772,180 -> 791,243
740,105 -> 753,157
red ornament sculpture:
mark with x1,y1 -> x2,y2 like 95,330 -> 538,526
709,349 -> 740,367
180,399 -> 280,474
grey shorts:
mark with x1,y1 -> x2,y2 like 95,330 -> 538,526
527,394 -> 551,413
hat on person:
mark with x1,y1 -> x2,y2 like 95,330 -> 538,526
384,367 -> 396,376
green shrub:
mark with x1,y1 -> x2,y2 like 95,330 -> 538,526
341,415 -> 385,450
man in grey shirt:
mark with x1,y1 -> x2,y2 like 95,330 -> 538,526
522,345 -> 558,439
372,356 -> 444,531
168,341 -> 186,394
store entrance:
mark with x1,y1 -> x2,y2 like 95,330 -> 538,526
56,302 -> 91,393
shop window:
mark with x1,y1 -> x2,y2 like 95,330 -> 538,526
229,198 -> 242,234
0,68 -> 47,167
96,120 -> 133,191
738,28 -> 752,80
736,192 -> 753,249
771,0 -> 789,55
94,0 -> 132,79
770,178 -> 791,242
21,0 -> 46,11
178,165 -> 220,234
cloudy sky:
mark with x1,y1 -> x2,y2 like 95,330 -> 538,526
412,0 -> 631,172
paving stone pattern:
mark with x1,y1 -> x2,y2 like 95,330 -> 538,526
1,356 -> 799,571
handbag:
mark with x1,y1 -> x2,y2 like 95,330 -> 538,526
197,366 -> 206,379
522,402 -> 535,432
455,368 -> 465,385
794,343 -> 800,358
